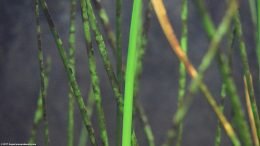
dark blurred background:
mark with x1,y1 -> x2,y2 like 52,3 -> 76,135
0,0 -> 259,145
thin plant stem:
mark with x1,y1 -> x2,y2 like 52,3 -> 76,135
38,0 -> 97,145
28,57 -> 51,144
79,0 -> 109,145
135,101 -> 154,146
78,87 -> 95,146
92,0 -> 117,52
34,0 -> 50,145
84,0 -> 123,116
151,1 -> 241,146
217,53 -> 252,146
122,0 -> 142,145
67,0 -> 77,145
244,76 -> 260,146
176,0 -> 188,145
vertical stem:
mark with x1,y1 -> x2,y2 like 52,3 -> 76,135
28,58 -> 51,144
122,0 -> 142,146
85,0 -> 123,116
34,0 -> 50,145
92,0 -> 117,53
78,88 -> 95,146
176,0 -> 188,145
80,0 -> 109,145
67,0 -> 77,145
217,54 -> 252,146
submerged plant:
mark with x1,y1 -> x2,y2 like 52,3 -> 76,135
28,0 -> 260,145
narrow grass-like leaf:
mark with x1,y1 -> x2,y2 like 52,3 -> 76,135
38,0 -> 97,145
79,0 -> 109,145
122,0 -> 142,145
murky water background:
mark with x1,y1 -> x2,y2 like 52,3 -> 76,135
0,0 -> 258,145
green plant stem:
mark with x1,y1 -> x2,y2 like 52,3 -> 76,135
79,0 -> 109,145
92,0 -> 117,52
67,0 -> 77,145
176,0 -> 188,145
34,0 -> 50,145
83,1 -> 150,145
135,101 -> 154,146
78,87 -> 95,146
122,0 -> 142,146
218,53 -> 253,146
84,0 -> 123,116
38,0 -> 97,145
214,23 -> 235,146
214,86 -> 226,146
28,58 -> 51,144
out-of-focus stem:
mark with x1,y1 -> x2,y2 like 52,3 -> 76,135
151,0 -> 241,146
